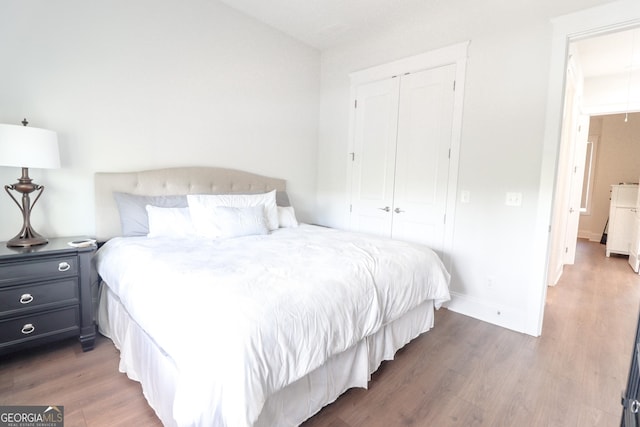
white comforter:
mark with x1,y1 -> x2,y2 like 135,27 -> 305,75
95,224 -> 450,427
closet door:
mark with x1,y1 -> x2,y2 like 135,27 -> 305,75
349,77 -> 400,237
391,65 -> 456,250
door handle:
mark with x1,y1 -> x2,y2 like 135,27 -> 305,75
394,208 -> 405,213
378,206 -> 390,212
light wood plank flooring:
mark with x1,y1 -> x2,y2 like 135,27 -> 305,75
1,239 -> 639,426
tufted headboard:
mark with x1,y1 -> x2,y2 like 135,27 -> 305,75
94,167 -> 286,241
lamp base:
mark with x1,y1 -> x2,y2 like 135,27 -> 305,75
7,226 -> 48,247
4,167 -> 49,248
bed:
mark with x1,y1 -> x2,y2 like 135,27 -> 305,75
93,166 -> 451,427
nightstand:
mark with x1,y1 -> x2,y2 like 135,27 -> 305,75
0,237 -> 97,355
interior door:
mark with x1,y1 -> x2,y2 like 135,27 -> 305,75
391,64 -> 456,252
629,212 -> 640,273
349,77 -> 400,237
563,114 -> 590,265
629,183 -> 640,272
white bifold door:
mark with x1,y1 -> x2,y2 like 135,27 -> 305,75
349,64 -> 456,253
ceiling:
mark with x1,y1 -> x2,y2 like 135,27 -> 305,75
218,0 -> 429,50
219,0 -> 638,78
574,28 -> 640,78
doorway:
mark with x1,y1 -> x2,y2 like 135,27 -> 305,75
527,2 -> 640,337
578,114 -> 640,245
548,26 -> 640,288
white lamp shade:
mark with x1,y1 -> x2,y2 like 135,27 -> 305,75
0,123 -> 60,169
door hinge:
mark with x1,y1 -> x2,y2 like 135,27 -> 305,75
349,152 -> 355,161
354,99 -> 358,108
453,80 -> 456,91
350,204 -> 353,213
448,148 -> 451,159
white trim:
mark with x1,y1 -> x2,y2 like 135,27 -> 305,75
532,0 -> 640,337
349,41 -> 470,85
581,136 -> 599,215
577,230 -> 602,242
445,292 -> 524,332
582,104 -> 640,116
446,51 -> 468,271
346,41 -> 469,270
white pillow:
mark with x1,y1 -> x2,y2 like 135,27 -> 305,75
213,206 -> 269,238
145,205 -> 196,238
278,206 -> 298,228
187,191 -> 278,237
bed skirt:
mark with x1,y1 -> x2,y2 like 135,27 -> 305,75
98,283 -> 435,426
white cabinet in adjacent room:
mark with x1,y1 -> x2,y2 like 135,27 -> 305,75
606,184 -> 639,257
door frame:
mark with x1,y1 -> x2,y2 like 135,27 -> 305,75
346,40 -> 469,269
563,113 -> 590,265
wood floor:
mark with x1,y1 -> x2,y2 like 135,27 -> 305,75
2,239 -> 639,426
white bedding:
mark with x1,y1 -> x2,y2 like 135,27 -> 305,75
95,224 -> 450,426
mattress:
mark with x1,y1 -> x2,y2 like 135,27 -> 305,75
96,224 -> 450,426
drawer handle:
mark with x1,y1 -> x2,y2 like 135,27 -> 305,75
21,323 -> 35,335
58,262 -> 71,272
19,293 -> 34,304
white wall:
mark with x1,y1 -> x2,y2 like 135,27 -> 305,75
0,0 -> 320,239
316,0 -> 625,334
583,71 -> 640,115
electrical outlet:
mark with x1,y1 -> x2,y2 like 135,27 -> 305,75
505,192 -> 523,207
487,276 -> 495,288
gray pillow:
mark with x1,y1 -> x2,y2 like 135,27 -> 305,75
113,190 -> 291,236
275,191 -> 290,207
113,192 -> 187,236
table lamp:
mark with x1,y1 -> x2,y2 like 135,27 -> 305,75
0,119 -> 60,247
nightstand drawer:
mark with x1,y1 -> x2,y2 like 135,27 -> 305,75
0,307 -> 80,345
0,237 -> 96,355
0,278 -> 79,317
0,256 -> 78,285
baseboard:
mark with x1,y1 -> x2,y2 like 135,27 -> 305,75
444,292 -> 529,335
548,263 -> 563,287
578,230 -> 604,242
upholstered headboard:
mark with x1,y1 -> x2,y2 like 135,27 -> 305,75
94,167 -> 286,241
